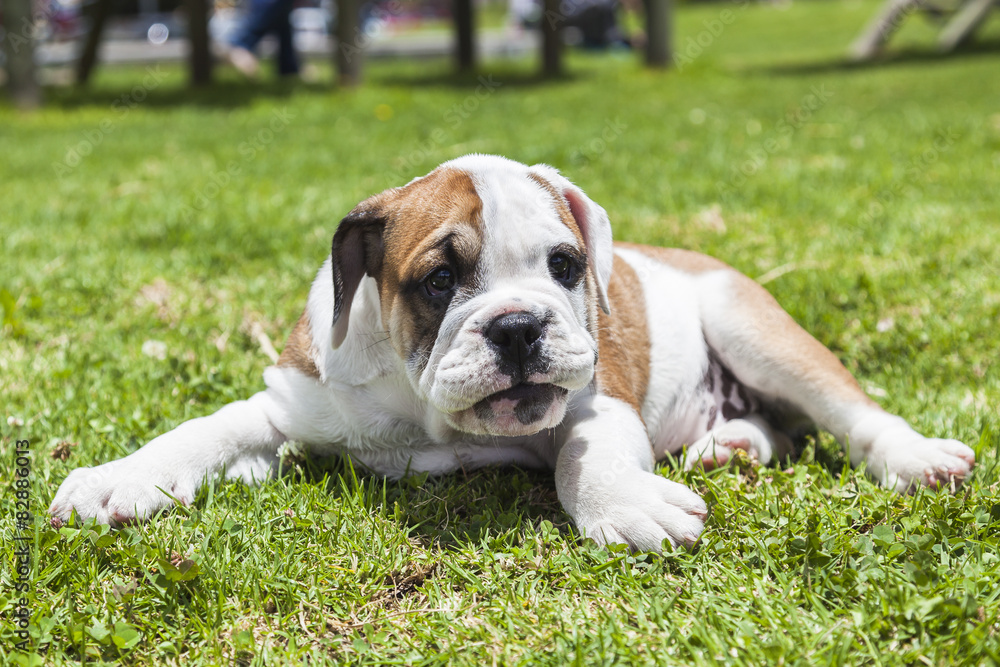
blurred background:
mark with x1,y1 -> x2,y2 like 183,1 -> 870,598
2,2 -> 999,661
2,0 -> 649,91
2,0 -> 995,92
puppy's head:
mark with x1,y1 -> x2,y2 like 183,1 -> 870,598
331,155 -> 613,437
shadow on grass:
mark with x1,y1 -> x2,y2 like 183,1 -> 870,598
371,65 -> 589,90
42,76 -> 331,111
295,454 -> 572,548
32,57 -> 587,112
284,427 -> 845,551
757,39 -> 1000,76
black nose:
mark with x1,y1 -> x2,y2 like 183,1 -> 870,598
485,312 -> 543,373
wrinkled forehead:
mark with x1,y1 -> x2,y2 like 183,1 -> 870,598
378,167 -> 483,277
383,161 -> 584,277
464,164 -> 584,272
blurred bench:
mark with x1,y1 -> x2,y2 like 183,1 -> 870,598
850,0 -> 998,60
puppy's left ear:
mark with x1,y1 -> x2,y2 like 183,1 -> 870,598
529,164 -> 613,314
330,197 -> 388,349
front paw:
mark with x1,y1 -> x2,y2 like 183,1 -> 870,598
867,428 -> 976,494
49,460 -> 195,527
574,473 -> 707,553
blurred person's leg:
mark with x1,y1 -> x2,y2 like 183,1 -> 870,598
228,0 -> 297,77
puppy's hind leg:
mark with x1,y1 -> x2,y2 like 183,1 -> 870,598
683,414 -> 794,471
694,268 -> 975,492
49,391 -> 288,526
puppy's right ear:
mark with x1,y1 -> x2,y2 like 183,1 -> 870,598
330,198 -> 389,349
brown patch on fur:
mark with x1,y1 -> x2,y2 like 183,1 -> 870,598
595,254 -> 651,413
615,242 -> 731,275
527,171 -> 601,335
526,172 -> 586,246
374,168 -> 485,363
615,239 -> 876,430
616,240 -> 873,409
724,269 -> 877,407
277,312 -> 320,379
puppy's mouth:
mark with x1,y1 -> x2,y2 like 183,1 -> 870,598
471,383 -> 568,430
438,382 -> 571,437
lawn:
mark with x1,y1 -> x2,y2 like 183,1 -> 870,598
2,0 -> 1000,664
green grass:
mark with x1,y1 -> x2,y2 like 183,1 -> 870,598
3,1 -> 1000,664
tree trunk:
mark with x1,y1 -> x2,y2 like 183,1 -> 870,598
2,0 -> 42,108
645,0 -> 672,68
541,0 -> 562,77
336,0 -> 362,85
454,0 -> 475,72
76,0 -> 113,85
184,0 -> 213,85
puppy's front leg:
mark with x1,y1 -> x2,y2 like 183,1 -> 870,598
49,391 -> 286,526
556,394 -> 707,552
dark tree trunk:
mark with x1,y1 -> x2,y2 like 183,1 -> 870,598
76,0 -> 112,85
454,0 -> 476,72
336,0 -> 362,85
645,0 -> 672,68
184,0 -> 213,85
541,0 -> 563,77
3,0 -> 42,107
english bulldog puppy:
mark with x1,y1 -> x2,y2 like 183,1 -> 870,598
50,155 -> 976,552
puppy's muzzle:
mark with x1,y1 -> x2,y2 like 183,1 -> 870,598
485,311 -> 545,381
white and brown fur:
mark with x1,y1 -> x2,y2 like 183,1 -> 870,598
50,155 -> 976,552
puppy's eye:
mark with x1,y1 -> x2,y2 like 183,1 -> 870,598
548,253 -> 576,285
424,267 -> 456,297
